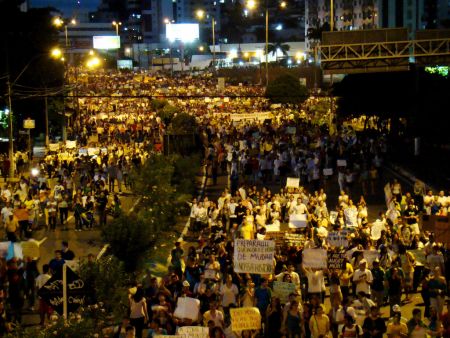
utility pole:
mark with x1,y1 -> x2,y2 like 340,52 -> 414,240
6,77 -> 14,178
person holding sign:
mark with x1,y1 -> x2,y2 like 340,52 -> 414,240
353,259 -> 373,296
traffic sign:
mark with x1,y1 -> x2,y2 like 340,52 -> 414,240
37,265 -> 86,315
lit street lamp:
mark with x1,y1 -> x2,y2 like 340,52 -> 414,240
112,21 -> 122,36
195,9 -> 216,71
246,1 -> 287,87
53,17 -> 77,48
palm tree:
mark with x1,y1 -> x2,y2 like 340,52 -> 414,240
267,41 -> 290,60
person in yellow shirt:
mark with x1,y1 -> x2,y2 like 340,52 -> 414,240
240,220 -> 255,240
310,304 -> 331,338
5,214 -> 19,242
386,312 -> 408,338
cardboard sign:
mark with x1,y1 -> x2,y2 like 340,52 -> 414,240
363,250 -> 379,268
337,159 -> 347,167
286,177 -> 300,188
273,281 -> 296,303
65,140 -> 77,149
233,239 -> 275,274
370,221 -> 384,240
265,223 -> 280,232
48,143 -> 60,152
302,248 -> 327,269
289,214 -> 307,228
173,297 -> 200,321
323,168 -> 333,176
230,307 -> 261,331
177,326 -> 209,337
204,269 -> 216,279
327,231 -> 349,248
329,211 -> 338,225
344,208 -> 358,227
327,252 -> 346,269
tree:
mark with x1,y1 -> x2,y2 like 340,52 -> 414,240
267,41 -> 290,59
102,213 -> 158,272
265,74 -> 308,104
306,22 -> 330,43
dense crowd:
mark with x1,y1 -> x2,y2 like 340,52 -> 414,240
0,69 -> 449,338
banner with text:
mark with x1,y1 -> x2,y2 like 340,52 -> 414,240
302,249 -> 327,269
234,239 -> 275,274
230,307 -> 261,331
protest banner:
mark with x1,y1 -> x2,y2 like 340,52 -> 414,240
273,281 -> 296,303
323,168 -> 333,176
265,223 -> 280,232
234,239 -> 275,274
327,231 -> 349,248
337,159 -> 347,167
327,252 -> 346,269
173,297 -> 200,321
370,221 -> 384,240
87,147 -> 100,156
329,211 -> 338,225
344,208 -> 358,227
204,269 -> 217,279
289,214 -> 307,229
302,249 -> 327,269
286,177 -> 300,188
230,307 -> 261,331
65,140 -> 77,149
177,326 -> 209,337
363,250 -> 379,268
48,143 -> 60,152
284,233 -> 305,246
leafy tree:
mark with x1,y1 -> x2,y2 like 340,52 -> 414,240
102,213 -> 158,272
265,74 -> 308,104
169,112 -> 197,135
78,255 -> 130,318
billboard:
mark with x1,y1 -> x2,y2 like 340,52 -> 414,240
166,23 -> 199,43
117,60 -> 133,70
93,36 -> 121,50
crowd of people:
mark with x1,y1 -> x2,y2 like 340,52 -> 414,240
0,68 -> 449,338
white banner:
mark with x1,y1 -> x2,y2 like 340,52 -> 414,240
289,214 -> 307,228
302,248 -> 327,269
173,297 -> 200,321
286,177 -> 300,188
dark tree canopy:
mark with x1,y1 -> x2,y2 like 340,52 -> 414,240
265,74 -> 308,104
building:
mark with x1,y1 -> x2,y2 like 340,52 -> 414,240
305,0 -> 450,50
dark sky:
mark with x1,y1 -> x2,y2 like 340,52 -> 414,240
29,0 -> 101,16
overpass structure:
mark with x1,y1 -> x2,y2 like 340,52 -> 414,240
317,28 -> 450,74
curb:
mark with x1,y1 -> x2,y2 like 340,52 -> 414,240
166,164 -> 208,267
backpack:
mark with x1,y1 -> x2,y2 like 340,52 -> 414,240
341,324 -> 363,337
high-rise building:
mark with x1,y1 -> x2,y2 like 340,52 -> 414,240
305,0 -> 450,50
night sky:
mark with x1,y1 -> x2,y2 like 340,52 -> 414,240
29,0 -> 101,16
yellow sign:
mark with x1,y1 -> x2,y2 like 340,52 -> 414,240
230,307 -> 261,331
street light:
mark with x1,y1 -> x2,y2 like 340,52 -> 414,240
246,0 -> 287,87
195,10 -> 216,71
52,17 -> 76,48
112,21 -> 122,36
86,56 -> 101,69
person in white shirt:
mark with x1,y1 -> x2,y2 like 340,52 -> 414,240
220,275 -> 239,309
353,259 -> 373,295
35,264 -> 52,326
291,198 -> 308,215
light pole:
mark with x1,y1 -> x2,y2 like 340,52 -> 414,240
112,21 -> 122,36
195,10 -> 216,71
246,0 -> 286,87
5,49 -> 63,177
330,0 -> 334,31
